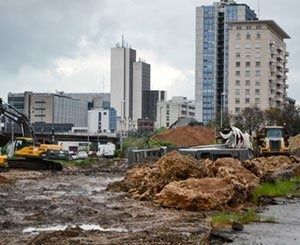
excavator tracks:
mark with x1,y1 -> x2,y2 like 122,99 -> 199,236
7,158 -> 63,171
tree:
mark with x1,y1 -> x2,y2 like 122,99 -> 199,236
232,106 -> 265,135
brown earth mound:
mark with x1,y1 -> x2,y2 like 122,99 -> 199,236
242,156 -> 296,178
203,158 -> 259,196
154,178 -> 237,211
108,151 -> 208,201
152,126 -> 215,147
290,134 -> 300,155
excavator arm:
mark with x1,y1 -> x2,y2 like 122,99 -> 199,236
0,98 -> 35,139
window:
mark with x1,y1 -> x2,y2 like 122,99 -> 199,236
245,62 -> 251,68
236,53 -> 241,58
245,89 -> 250,95
256,25 -> 262,29
245,44 -> 251,49
255,98 -> 260,103
236,26 -> 242,30
245,70 -> 251,77
235,44 -> 241,49
246,33 -> 251,40
235,89 -> 240,95
255,89 -> 260,95
255,81 -> 260,86
245,80 -> 251,86
236,71 -> 241,76
255,44 -> 261,49
236,32 -> 241,40
245,98 -> 251,103
246,26 -> 252,30
235,107 -> 240,113
235,98 -> 240,104
255,61 -> 261,67
236,62 -> 241,67
235,80 -> 241,86
245,53 -> 251,59
255,70 -> 261,77
256,33 -> 261,39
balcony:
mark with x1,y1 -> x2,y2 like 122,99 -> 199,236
276,70 -> 283,77
276,95 -> 283,102
285,51 -> 290,57
284,84 -> 289,89
285,68 -> 289,73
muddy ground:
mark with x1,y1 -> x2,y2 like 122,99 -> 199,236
0,160 -> 210,244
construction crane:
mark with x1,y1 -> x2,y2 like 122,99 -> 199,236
0,98 -> 63,170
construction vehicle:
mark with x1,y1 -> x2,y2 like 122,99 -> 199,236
0,98 -> 63,170
255,126 -> 290,156
0,154 -> 8,171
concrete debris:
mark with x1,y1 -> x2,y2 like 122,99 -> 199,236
151,126 -> 215,147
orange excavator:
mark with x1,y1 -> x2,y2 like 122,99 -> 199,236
0,98 -> 63,170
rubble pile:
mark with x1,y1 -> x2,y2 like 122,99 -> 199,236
290,134 -> 300,155
108,151 -> 208,201
154,178 -> 236,211
242,156 -> 296,178
109,152 -> 298,211
152,126 -> 215,147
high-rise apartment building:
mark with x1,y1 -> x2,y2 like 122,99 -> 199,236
110,44 -> 137,128
227,20 -> 290,114
132,60 -> 151,122
195,0 -> 257,123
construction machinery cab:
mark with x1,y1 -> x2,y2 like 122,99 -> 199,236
256,126 -> 290,156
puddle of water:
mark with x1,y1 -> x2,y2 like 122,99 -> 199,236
22,224 -> 127,234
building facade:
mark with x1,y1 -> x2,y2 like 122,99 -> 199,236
132,60 -> 151,123
142,90 -> 167,121
156,97 -> 195,128
88,108 -> 117,134
110,44 -> 137,127
8,92 -> 86,127
227,20 -> 290,114
195,0 -> 257,123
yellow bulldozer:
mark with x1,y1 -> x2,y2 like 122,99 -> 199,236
0,98 -> 63,170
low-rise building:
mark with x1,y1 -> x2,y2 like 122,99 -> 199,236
156,97 -> 195,128
88,108 -> 117,134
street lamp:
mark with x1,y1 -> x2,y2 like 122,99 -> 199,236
220,92 -> 227,129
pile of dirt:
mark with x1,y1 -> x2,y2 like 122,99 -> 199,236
152,126 -> 215,147
154,178 -> 237,211
107,151 -> 208,201
290,134 -> 300,155
242,156 -> 296,178
203,158 -> 259,197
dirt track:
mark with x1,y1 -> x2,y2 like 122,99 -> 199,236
0,161 -> 209,244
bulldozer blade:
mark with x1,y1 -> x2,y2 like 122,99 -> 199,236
8,158 -> 63,171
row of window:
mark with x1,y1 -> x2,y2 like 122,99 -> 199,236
235,97 -> 260,104
235,70 -> 261,77
236,32 -> 261,40
236,25 -> 262,30
236,61 -> 261,68
235,80 -> 261,86
235,44 -> 262,50
235,89 -> 260,95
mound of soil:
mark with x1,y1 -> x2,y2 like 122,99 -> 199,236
108,151 -> 208,201
203,158 -> 259,199
290,134 -> 300,155
152,126 -> 215,147
242,156 -> 296,178
154,178 -> 237,211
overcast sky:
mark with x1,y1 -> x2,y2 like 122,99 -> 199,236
0,0 -> 299,104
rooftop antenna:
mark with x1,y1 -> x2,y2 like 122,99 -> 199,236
258,0 -> 260,18
122,35 -> 125,48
